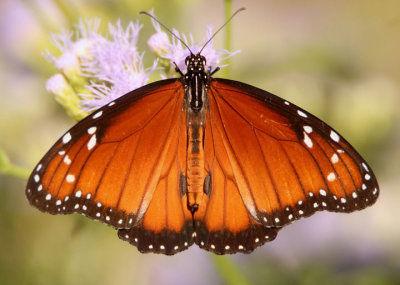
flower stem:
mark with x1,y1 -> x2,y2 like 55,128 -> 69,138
212,255 -> 250,285
223,0 -> 233,77
0,148 -> 30,180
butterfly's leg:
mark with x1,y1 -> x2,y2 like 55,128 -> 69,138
174,62 -> 184,77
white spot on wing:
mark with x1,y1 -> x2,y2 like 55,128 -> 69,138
36,164 -> 42,172
66,174 -> 75,183
365,173 -> 371,180
63,155 -> 71,165
45,194 -> 51,200
87,127 -> 97,135
62,132 -> 72,144
87,135 -> 97,150
303,132 -> 313,148
34,174 -> 40,183
92,111 -> 103,119
327,172 -> 336,181
330,130 -> 340,143
75,190 -> 82,198
331,153 -> 339,164
319,189 -> 327,196
303,126 -> 312,133
297,110 -> 308,118
362,163 -> 369,172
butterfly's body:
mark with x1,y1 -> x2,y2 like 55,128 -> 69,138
183,54 -> 210,214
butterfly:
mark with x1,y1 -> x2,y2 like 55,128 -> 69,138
26,10 -> 379,255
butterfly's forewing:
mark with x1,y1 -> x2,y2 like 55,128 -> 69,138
26,79 -> 192,239
205,78 -> 379,229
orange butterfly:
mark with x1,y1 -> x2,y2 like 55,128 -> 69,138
26,10 -> 379,255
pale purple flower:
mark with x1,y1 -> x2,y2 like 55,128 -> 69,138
45,18 -> 157,114
44,19 -> 100,75
79,20 -> 157,111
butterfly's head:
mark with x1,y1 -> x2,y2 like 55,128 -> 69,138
185,53 -> 207,74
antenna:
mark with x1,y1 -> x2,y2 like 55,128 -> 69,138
140,8 -> 245,56
199,7 -> 245,54
140,11 -> 193,54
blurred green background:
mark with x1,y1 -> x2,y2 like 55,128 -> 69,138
1,0 -> 399,284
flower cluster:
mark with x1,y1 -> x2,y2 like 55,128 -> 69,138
45,12 -> 238,120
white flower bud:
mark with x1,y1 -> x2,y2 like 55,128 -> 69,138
148,31 -> 170,56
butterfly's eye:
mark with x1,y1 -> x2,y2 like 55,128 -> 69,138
200,56 -> 206,66
185,56 -> 190,66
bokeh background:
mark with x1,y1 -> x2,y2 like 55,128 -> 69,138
1,0 -> 399,284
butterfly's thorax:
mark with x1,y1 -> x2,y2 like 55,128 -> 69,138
184,54 -> 209,212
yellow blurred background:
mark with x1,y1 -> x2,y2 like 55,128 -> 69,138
0,0 -> 399,284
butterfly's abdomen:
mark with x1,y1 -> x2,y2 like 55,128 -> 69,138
186,111 -> 206,211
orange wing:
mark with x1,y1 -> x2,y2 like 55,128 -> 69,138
118,103 -> 194,254
26,79 -> 193,253
192,108 -> 278,254
201,78 -> 378,232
